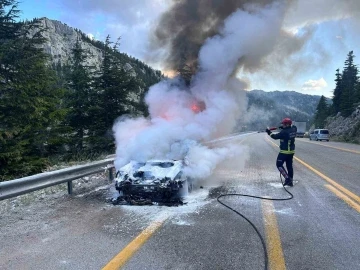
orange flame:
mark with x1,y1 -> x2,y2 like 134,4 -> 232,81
191,100 -> 206,113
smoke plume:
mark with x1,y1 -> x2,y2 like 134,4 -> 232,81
114,2 -> 287,180
151,0 -> 290,73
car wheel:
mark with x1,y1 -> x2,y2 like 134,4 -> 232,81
326,140 -> 329,142
316,137 -> 319,141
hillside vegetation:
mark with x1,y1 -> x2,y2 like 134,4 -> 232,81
240,90 -> 322,131
312,51 -> 360,143
0,1 -> 162,180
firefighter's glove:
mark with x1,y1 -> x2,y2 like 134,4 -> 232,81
266,128 -> 271,135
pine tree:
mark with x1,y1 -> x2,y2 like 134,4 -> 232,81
340,51 -> 359,117
331,68 -> 342,115
313,95 -> 329,128
88,36 -> 140,152
65,39 -> 95,153
0,1 -> 64,180
0,0 -> 21,40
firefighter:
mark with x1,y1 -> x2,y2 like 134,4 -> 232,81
266,118 -> 297,186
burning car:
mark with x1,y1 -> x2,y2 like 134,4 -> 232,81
113,160 -> 192,205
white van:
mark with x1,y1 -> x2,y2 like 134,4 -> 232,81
309,129 -> 330,141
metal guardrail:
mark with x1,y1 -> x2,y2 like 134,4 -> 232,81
0,158 -> 115,201
0,132 -> 256,201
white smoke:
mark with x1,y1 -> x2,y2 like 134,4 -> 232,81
182,143 -> 244,179
113,3 -> 286,180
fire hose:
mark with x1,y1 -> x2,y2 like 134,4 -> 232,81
268,126 -> 282,131
217,174 -> 294,270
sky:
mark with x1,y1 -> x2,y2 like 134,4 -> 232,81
19,0 -> 360,98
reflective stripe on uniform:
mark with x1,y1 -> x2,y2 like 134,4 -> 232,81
280,150 -> 295,154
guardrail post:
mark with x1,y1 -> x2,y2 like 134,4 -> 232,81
67,181 -> 73,194
0,158 -> 115,201
108,167 -> 114,182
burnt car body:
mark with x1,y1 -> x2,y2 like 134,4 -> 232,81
114,160 -> 192,205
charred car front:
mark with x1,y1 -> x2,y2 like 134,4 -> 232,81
114,160 -> 192,205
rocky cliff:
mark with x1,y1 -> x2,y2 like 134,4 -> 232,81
240,90 -> 323,131
29,17 -> 162,80
325,105 -> 360,143
30,18 -> 103,67
26,17 -> 164,115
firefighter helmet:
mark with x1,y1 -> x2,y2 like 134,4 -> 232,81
281,118 -> 292,125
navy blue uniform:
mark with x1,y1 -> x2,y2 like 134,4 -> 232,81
269,126 -> 297,182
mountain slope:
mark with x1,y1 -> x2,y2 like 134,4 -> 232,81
29,17 -> 162,86
240,90 -> 323,131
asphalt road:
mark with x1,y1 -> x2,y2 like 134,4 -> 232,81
0,133 -> 359,270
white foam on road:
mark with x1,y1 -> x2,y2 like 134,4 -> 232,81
119,188 -> 211,226
268,182 -> 285,189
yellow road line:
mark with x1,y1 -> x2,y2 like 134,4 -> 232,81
262,200 -> 286,270
265,136 -> 360,204
325,185 -> 360,213
102,214 -> 168,270
293,157 -> 360,204
265,136 -> 278,148
300,140 -> 360,154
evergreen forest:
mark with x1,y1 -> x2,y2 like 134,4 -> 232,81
313,51 -> 360,128
0,1 -> 162,181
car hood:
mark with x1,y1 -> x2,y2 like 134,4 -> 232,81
115,160 -> 184,183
